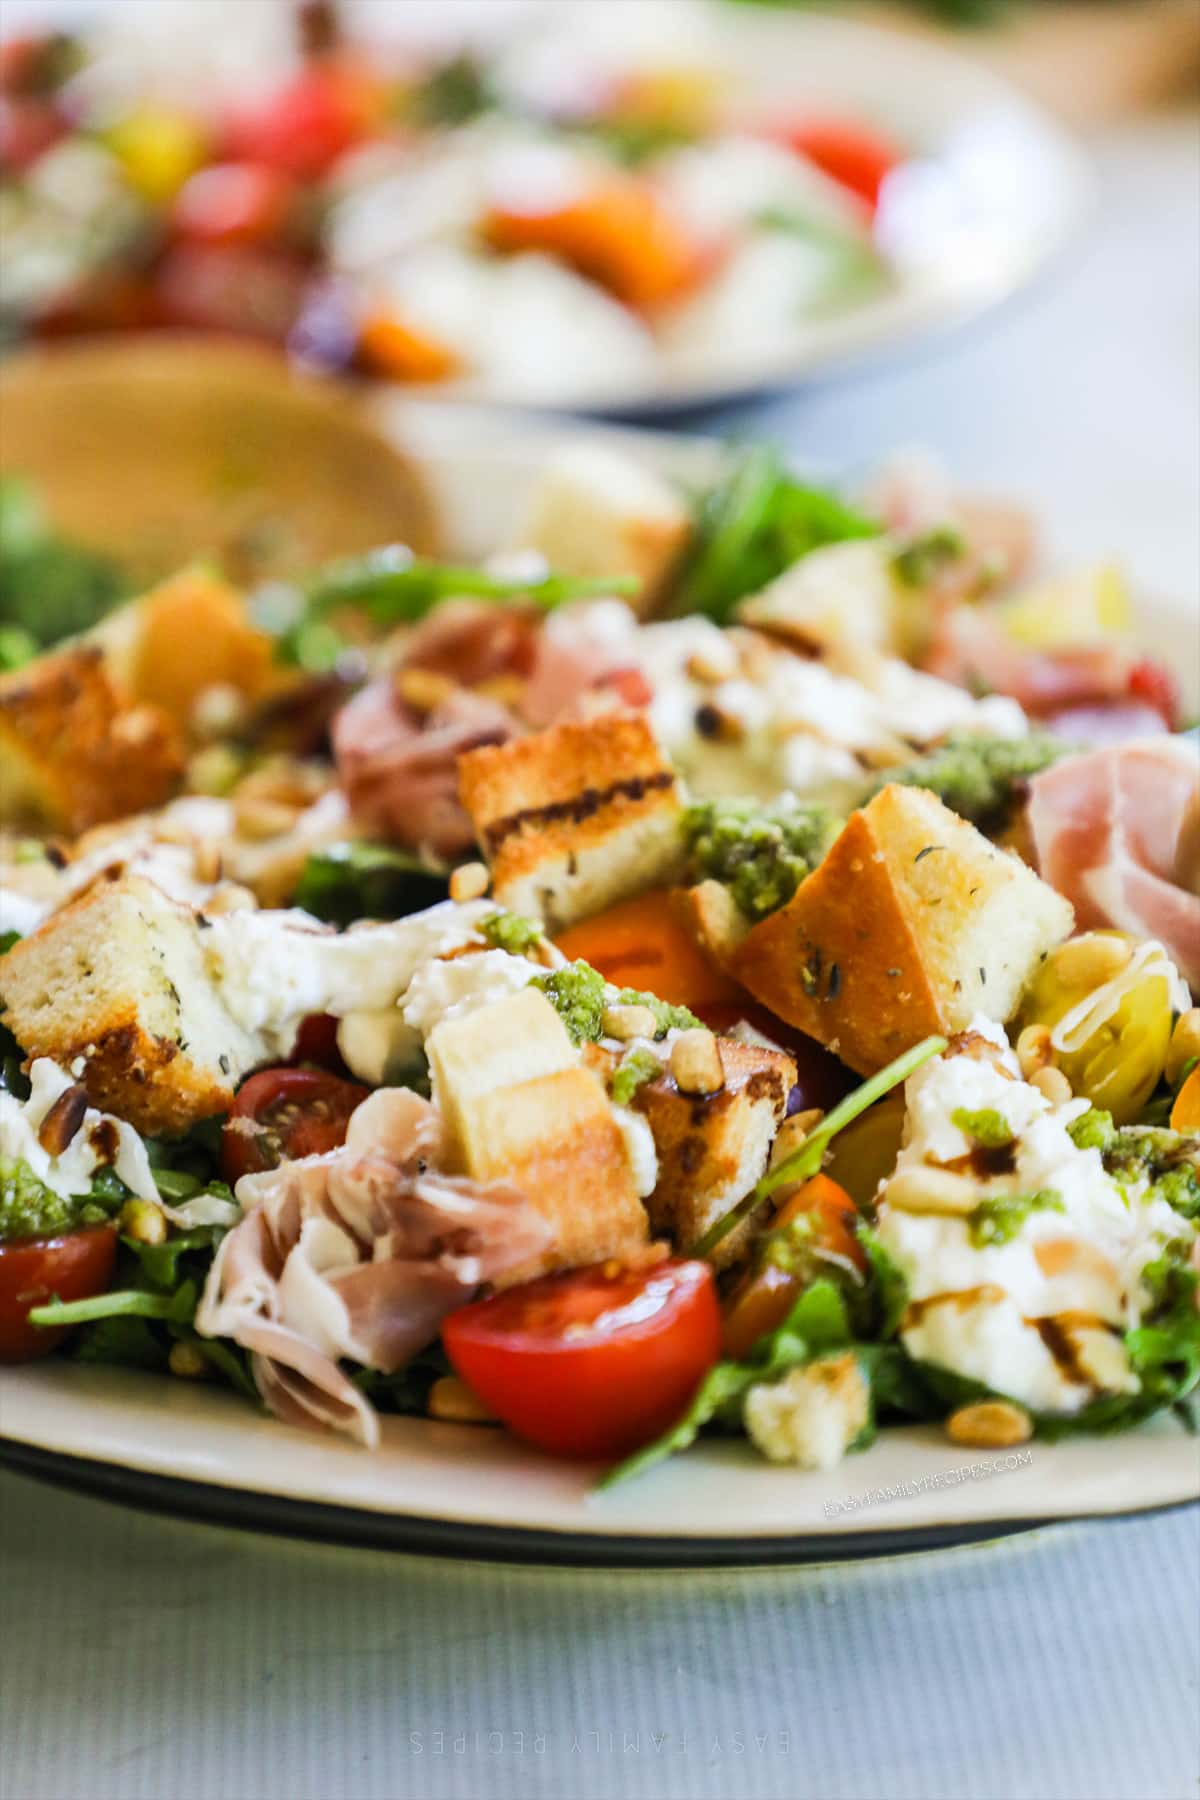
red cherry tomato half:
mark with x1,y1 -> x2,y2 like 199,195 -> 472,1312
221,1067 -> 368,1185
0,1226 -> 117,1362
288,1011 -> 348,1073
442,1258 -> 721,1460
778,118 -> 900,211
172,161 -> 297,248
1126,656 -> 1181,729
222,67 -> 369,180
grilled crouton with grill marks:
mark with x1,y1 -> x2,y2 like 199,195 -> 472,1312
0,646 -> 183,834
731,784 -> 1074,1074
427,989 -> 649,1281
458,712 -> 686,932
0,873 -> 263,1133
587,1036 -> 796,1268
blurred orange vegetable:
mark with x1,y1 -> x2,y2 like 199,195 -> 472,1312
1170,1066 -> 1200,1132
553,889 -> 745,1014
357,312 -> 460,383
722,1173 -> 863,1359
483,178 -> 699,310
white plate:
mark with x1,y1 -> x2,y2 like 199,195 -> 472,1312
1,401 -> 1196,1565
2,1363 -> 1196,1565
351,1 -> 1091,414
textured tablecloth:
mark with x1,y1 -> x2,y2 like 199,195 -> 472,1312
2,106 -> 1199,1800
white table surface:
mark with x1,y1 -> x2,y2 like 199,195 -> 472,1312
2,111 -> 1198,1800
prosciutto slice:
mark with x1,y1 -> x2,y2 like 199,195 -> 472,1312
1027,738 -> 1200,990
333,678 -> 514,860
195,1089 -> 552,1446
332,601 -> 648,854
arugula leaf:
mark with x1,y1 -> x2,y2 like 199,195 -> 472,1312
294,841 -> 449,927
601,1280 -> 855,1487
258,548 -> 640,670
0,476 -> 129,649
670,446 -> 879,624
690,1034 -> 946,1258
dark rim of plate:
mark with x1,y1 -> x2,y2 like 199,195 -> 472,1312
1,1436 -> 1195,1569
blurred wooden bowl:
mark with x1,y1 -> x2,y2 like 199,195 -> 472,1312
0,337 -> 440,586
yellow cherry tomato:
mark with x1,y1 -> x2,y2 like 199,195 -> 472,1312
1021,931 -> 1173,1124
107,108 -> 209,203
821,1092 -> 907,1209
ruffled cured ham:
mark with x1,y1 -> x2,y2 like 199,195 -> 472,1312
332,678 -> 514,860
923,606 -> 1178,735
331,602 -> 649,856
194,1088 -> 552,1445
1027,738 -> 1200,989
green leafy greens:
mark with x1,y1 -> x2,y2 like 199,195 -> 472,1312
689,1034 -> 947,1259
294,841 -> 449,927
601,1279 -> 862,1488
670,445 -> 880,625
0,476 -> 129,660
256,547 -> 640,672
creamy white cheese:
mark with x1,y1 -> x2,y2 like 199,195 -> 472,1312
612,1105 -> 659,1200
400,949 -> 540,1041
0,1058 -> 160,1204
204,900 -> 497,1056
574,605 -> 1028,807
876,1035 -> 1197,1412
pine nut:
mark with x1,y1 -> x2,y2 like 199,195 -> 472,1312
602,1004 -> 659,1043
1052,933 -> 1131,989
428,1375 -> 496,1424
1031,1064 -> 1073,1106
449,861 -> 490,903
1166,1008 -> 1200,1086
234,796 -> 299,841
36,1083 -> 88,1155
395,666 -> 458,714
1016,1023 -> 1053,1079
193,840 -> 223,886
168,1341 -> 210,1380
884,1166 -> 977,1216
945,1400 -> 1032,1448
118,1199 -> 168,1246
769,1110 -> 824,1171
669,1028 -> 725,1097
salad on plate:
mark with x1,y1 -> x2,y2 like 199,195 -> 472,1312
2,0 -> 930,404
1,421 -> 1198,1489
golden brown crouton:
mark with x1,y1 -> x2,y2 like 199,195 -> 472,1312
0,646 -> 183,834
426,989 -> 649,1280
589,1036 -> 796,1267
93,566 -> 278,724
458,712 -> 686,932
0,874 -> 263,1133
732,784 -> 1074,1073
512,443 -> 692,615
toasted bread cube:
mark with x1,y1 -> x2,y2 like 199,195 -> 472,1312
737,540 -> 903,670
732,785 -> 1074,1073
427,990 -> 648,1279
0,873 -> 262,1133
458,712 -> 685,932
92,566 -> 277,724
0,646 -> 183,834
513,443 -> 691,614
588,1035 -> 795,1267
